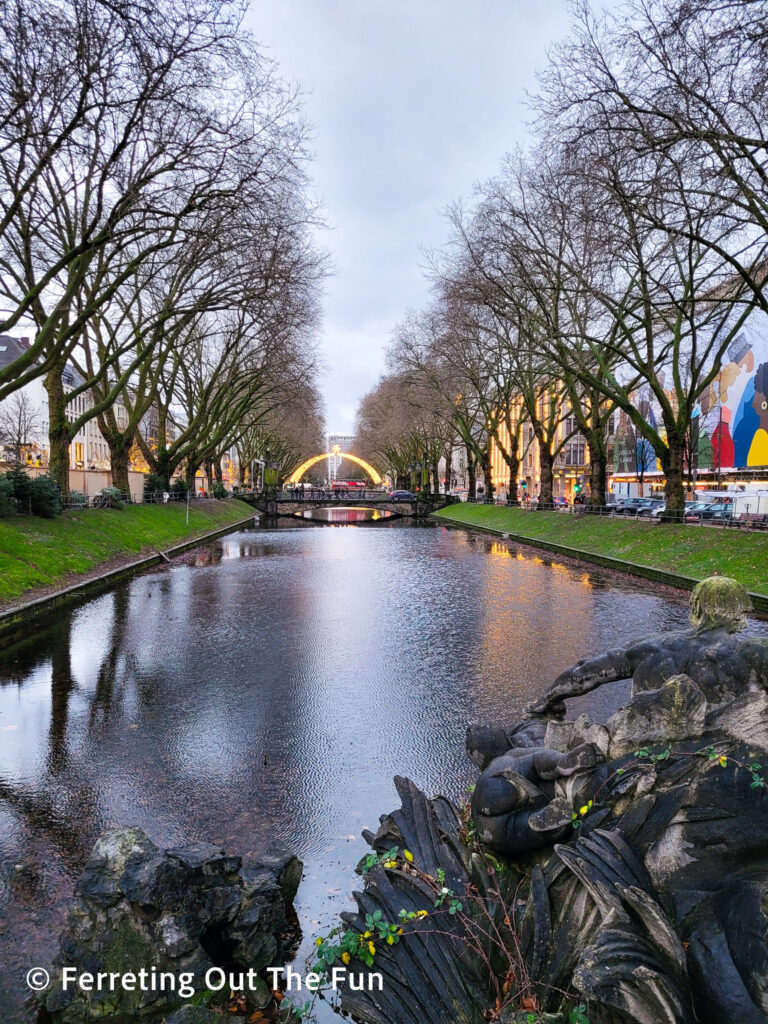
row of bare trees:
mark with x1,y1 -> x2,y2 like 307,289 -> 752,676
0,0 -> 326,494
359,0 -> 768,516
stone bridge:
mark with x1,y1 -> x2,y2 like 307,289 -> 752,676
235,491 -> 449,518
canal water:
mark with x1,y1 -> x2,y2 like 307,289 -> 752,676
1,519 -> 766,1021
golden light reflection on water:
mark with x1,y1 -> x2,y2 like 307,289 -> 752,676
490,541 -> 512,558
476,537 -> 599,712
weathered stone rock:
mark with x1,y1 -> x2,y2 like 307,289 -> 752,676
569,713 -> 611,755
244,844 -> 303,904
689,574 -> 752,631
41,829 -> 302,1023
707,689 -> 768,752
606,674 -> 707,757
75,828 -> 156,907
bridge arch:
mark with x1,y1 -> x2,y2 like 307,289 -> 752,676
287,451 -> 383,485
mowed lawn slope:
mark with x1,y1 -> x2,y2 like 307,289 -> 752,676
434,504 -> 768,596
0,499 -> 253,605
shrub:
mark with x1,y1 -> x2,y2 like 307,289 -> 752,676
100,485 -> 126,509
0,477 -> 14,515
29,475 -> 61,517
5,466 -> 31,506
143,473 -> 167,500
67,490 -> 88,509
170,478 -> 189,497
210,481 -> 228,499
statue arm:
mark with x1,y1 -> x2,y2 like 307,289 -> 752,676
525,646 -> 635,717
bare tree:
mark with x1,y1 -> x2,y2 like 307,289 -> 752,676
0,389 -> 39,464
539,0 -> 768,312
0,0 -> 317,493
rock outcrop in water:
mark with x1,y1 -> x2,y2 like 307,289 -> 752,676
334,577 -> 768,1024
40,828 -> 302,1023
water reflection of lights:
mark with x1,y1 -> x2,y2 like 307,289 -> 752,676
297,507 -> 395,524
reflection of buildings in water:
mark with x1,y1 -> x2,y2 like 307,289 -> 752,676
474,539 -> 594,713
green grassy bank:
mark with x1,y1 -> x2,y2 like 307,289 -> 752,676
0,498 -> 253,606
434,503 -> 768,597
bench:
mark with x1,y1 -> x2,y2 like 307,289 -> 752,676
731,513 -> 768,530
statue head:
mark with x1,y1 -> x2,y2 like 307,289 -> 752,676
690,576 -> 752,633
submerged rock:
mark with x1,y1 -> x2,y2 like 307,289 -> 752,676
39,829 -> 302,1023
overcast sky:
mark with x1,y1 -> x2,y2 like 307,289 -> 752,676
247,0 -> 572,436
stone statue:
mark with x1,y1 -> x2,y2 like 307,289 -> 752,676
526,575 -> 766,718
333,576 -> 768,1024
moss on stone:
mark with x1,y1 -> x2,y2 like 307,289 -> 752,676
690,575 -> 752,632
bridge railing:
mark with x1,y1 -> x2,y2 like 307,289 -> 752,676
275,488 -> 392,502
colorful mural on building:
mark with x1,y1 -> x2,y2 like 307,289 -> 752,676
697,319 -> 768,469
612,316 -> 768,474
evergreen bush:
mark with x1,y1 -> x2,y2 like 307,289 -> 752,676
5,466 -> 31,506
0,477 -> 14,515
143,473 -> 167,500
100,485 -> 126,509
29,475 -> 61,517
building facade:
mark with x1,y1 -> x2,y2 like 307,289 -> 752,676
487,313 -> 768,501
326,433 -> 355,481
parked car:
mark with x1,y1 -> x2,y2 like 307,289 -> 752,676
612,497 -> 656,515
636,498 -> 666,517
648,499 -> 708,519
389,489 -> 417,501
683,501 -> 708,522
685,502 -> 733,522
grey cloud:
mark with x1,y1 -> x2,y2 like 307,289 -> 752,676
247,0 -> 572,432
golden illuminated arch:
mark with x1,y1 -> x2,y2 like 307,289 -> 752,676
287,451 -> 383,485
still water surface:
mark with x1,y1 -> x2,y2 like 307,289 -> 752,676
1,520 -> 765,1020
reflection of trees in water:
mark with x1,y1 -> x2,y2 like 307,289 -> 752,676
0,774 -> 94,871
88,587 -> 137,732
0,591 -> 137,868
48,633 -> 74,776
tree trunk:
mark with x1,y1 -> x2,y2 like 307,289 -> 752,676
186,460 -> 198,491
507,450 -> 520,504
481,446 -> 493,501
587,432 -> 608,510
44,360 -> 71,497
109,439 -> 132,497
215,460 -> 223,484
153,408 -> 171,488
539,447 -> 554,507
156,449 -> 172,490
467,449 -> 476,499
661,438 -> 686,521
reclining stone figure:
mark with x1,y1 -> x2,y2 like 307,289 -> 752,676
526,575 -> 766,718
